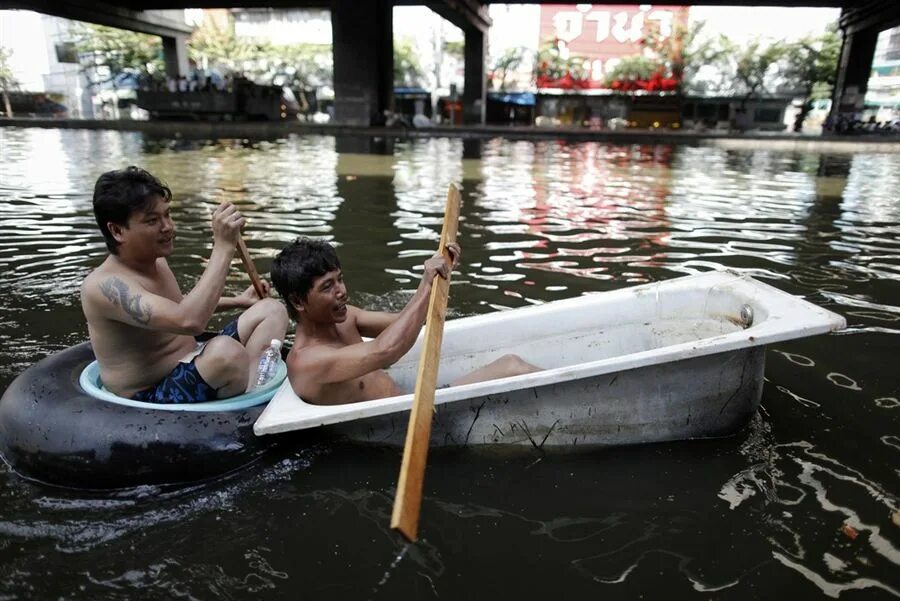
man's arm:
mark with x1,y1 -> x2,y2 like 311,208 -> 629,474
352,306 -> 398,338
216,281 -> 271,312
85,203 -> 245,334
296,246 -> 459,385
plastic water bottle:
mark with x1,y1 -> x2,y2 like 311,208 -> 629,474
254,339 -> 283,389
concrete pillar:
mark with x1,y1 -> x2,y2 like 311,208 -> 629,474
831,27 -> 879,116
331,0 -> 393,126
162,34 -> 189,78
463,27 -> 486,125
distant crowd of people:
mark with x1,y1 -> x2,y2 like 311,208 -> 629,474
140,71 -> 230,94
824,113 -> 900,135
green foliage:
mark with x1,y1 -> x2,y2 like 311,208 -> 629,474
490,47 -> 527,91
264,44 -> 332,89
604,55 -> 658,84
443,40 -> 464,62
678,22 -> 728,94
604,19 -> 722,92
533,39 -> 587,81
394,38 -> 425,87
73,23 -> 163,86
188,16 -> 331,88
778,24 -> 841,130
780,25 -> 841,97
0,46 -> 18,91
0,46 -> 17,117
707,36 -> 785,106
72,16 -> 333,90
187,16 -> 258,71
691,24 -> 839,108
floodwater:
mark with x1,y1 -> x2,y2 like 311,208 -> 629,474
0,127 -> 897,600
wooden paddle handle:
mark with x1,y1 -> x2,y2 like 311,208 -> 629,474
391,183 -> 461,542
237,236 -> 266,299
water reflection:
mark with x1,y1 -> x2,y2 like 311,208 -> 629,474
0,128 -> 898,600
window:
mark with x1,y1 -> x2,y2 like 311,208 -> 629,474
55,42 -> 78,64
754,108 -> 781,123
697,103 -> 716,118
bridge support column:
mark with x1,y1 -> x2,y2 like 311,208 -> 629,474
463,27 -> 486,125
162,34 -> 189,78
831,27 -> 879,116
331,0 -> 393,125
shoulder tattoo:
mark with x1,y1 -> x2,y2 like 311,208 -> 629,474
98,277 -> 152,325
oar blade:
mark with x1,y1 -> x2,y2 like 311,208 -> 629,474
390,183 -> 461,542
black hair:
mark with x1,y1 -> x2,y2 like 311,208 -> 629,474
92,166 -> 172,254
271,237 -> 342,320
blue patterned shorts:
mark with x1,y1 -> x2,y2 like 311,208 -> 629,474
131,319 -> 241,404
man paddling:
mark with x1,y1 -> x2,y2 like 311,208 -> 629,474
271,237 -> 539,405
81,167 -> 289,402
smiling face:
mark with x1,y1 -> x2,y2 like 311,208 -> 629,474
298,268 -> 349,324
109,194 -> 175,260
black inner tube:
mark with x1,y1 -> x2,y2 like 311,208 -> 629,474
0,342 -> 275,489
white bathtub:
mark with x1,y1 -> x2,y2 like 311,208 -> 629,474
255,270 -> 846,447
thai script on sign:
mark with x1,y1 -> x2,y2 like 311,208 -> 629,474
538,4 -> 688,86
551,4 -> 676,45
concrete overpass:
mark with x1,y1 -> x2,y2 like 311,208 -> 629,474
1,0 -> 898,124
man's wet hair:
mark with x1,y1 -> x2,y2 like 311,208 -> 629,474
271,237 -> 342,320
93,166 -> 172,254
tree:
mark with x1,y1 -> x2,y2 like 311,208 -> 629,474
490,47 -> 528,92
188,15 -> 332,89
604,55 -> 658,85
672,22 -> 728,94
602,19 -> 717,93
188,14 -> 261,75
265,44 -> 332,90
711,37 -> 786,109
443,40 -> 464,64
780,25 -> 841,131
73,23 -> 163,88
0,46 -> 18,117
394,38 -> 425,87
533,38 -> 589,88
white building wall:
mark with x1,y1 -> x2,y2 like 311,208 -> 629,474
394,6 -> 464,96
0,10 -> 93,117
486,4 -> 540,91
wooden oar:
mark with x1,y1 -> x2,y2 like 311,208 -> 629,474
237,236 -> 267,299
391,183 -> 461,542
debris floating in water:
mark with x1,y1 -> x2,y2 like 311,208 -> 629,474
840,523 -> 859,540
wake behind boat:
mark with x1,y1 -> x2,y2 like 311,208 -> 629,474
254,270 -> 846,447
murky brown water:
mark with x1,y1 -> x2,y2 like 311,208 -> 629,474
0,128 -> 897,600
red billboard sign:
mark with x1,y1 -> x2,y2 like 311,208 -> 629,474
538,4 -> 689,90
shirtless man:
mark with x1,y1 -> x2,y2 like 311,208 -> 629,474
81,166 -> 289,402
270,237 -> 539,405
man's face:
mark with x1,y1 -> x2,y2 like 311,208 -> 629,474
300,268 -> 348,323
114,195 -> 175,257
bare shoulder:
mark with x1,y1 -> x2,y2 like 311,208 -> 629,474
285,343 -> 331,396
288,338 -> 337,368
82,260 -> 123,305
346,304 -> 363,325
83,263 -> 134,298
81,260 -> 151,323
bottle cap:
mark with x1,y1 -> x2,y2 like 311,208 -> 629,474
271,339 -> 282,350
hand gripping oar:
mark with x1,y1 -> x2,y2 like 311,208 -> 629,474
391,183 -> 461,542
237,236 -> 267,300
